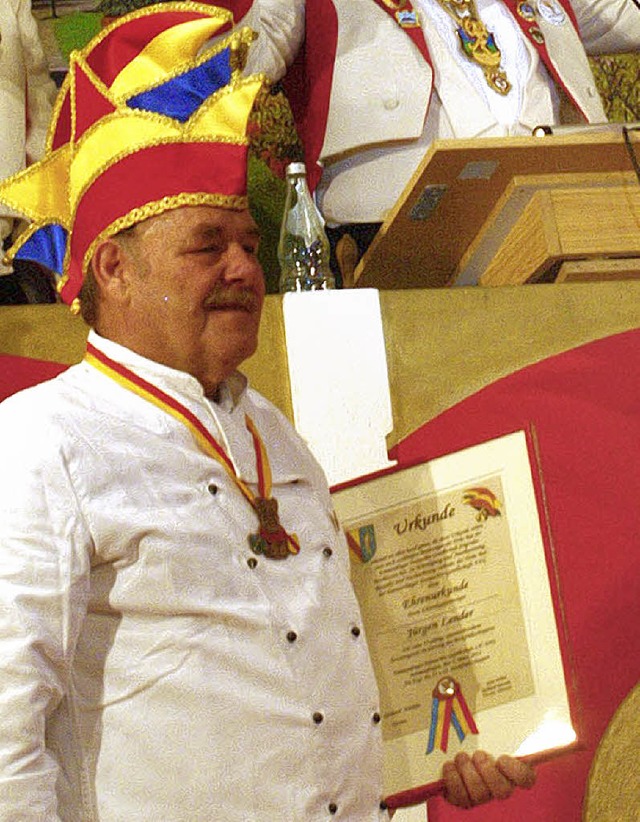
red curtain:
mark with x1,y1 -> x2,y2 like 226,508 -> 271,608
389,329 -> 640,821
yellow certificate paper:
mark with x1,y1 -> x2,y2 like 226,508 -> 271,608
332,431 -> 576,804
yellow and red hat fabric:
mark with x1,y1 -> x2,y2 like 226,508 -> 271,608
0,2 -> 264,308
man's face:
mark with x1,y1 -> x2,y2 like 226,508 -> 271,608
108,205 -> 265,394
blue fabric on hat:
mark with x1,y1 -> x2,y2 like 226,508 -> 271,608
15,224 -> 68,276
126,47 -> 232,122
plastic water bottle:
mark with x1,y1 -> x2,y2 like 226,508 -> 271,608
278,162 -> 335,292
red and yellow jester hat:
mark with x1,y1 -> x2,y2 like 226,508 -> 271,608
0,2 -> 264,310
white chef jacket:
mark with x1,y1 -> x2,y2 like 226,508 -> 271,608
0,331 -> 388,821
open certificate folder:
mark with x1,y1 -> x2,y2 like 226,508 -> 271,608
331,431 -> 577,808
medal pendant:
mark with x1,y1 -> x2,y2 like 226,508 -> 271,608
457,22 -> 512,95
485,67 -> 512,95
249,496 -> 292,559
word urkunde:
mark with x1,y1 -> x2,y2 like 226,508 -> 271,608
393,503 -> 455,535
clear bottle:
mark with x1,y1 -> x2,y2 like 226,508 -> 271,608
278,162 -> 335,292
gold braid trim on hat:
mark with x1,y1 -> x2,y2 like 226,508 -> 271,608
45,72 -> 71,153
228,28 -> 258,75
84,1 -> 234,58
56,272 -> 70,294
80,190 -> 249,280
2,222 -> 42,267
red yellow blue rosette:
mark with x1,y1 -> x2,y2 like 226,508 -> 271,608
426,676 -> 479,754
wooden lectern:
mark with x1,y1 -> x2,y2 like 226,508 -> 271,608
353,128 -> 640,289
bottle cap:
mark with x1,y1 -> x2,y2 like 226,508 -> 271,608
286,162 -> 307,176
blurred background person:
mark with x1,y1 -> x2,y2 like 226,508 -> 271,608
0,0 -> 58,304
242,0 -> 640,279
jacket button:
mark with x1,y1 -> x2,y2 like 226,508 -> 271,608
322,547 -> 333,558
372,712 -> 381,724
247,557 -> 258,569
207,483 -> 218,495
286,630 -> 298,643
380,799 -> 388,811
329,802 -> 338,814
351,626 -> 361,637
312,711 -> 324,724
383,97 -> 399,110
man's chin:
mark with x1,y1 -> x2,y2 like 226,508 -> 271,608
204,326 -> 259,363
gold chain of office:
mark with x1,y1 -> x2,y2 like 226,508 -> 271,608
378,0 -> 512,95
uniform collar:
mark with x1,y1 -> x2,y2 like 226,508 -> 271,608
87,329 -> 248,411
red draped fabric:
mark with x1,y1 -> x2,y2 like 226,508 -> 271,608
389,329 -> 640,821
0,353 -> 68,401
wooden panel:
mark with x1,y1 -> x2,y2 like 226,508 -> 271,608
478,190 -> 560,286
477,175 -> 640,285
354,130 -> 640,290
553,187 -> 640,255
556,258 -> 640,282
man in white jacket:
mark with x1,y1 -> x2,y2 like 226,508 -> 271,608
243,0 -> 640,265
0,4 -> 535,818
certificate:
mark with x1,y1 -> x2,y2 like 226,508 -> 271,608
331,431 -> 577,807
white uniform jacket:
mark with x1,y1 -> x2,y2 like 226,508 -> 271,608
0,332 -> 388,821
244,0 -> 640,199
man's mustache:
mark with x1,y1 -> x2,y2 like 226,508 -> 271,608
203,287 -> 260,312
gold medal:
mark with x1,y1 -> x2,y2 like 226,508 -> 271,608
249,497 -> 292,560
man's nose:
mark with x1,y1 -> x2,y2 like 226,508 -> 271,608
222,242 -> 262,283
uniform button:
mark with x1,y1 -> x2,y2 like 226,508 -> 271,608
329,802 -> 338,814
383,98 -> 399,110
322,547 -> 333,558
207,483 -> 218,495
286,630 -> 298,643
351,626 -> 361,638
372,712 -> 381,724
380,799 -> 388,811
312,711 -> 324,724
247,557 -> 258,569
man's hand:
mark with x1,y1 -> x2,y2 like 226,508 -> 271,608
442,751 -> 536,808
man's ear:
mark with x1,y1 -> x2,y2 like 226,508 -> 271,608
90,237 -> 134,303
